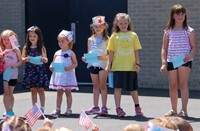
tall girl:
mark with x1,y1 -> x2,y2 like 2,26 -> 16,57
160,4 -> 196,117
0,29 -> 22,116
22,26 -> 49,113
82,16 -> 109,115
106,13 -> 143,117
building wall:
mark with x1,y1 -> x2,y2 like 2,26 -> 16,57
128,0 -> 200,90
0,0 -> 199,90
0,0 -> 25,82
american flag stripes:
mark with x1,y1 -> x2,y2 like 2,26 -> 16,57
24,103 -> 42,126
78,111 -> 91,130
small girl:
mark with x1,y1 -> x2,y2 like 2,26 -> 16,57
82,16 -> 109,115
22,26 -> 49,113
106,13 -> 143,117
0,29 -> 22,116
49,30 -> 78,116
160,4 -> 196,117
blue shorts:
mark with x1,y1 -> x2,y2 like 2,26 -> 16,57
167,61 -> 192,71
113,71 -> 138,91
88,66 -> 104,74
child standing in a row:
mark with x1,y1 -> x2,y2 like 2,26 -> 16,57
49,30 -> 78,116
0,30 -> 22,116
22,26 -> 49,113
106,13 -> 143,117
82,16 -> 109,115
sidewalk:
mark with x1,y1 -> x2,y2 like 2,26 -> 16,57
0,87 -> 200,130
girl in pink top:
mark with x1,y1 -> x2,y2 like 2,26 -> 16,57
160,4 -> 196,117
0,30 -> 22,116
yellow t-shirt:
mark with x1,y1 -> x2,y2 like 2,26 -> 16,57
107,31 -> 142,71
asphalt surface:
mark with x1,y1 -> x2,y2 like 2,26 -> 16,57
0,87 -> 200,131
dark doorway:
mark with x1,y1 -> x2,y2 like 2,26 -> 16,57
25,0 -> 127,84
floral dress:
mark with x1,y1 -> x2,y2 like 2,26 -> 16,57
23,48 -> 49,88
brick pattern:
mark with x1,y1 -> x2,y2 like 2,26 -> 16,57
0,1 -> 25,82
128,0 -> 200,90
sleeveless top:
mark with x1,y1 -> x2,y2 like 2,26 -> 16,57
165,27 -> 193,62
87,36 -> 108,69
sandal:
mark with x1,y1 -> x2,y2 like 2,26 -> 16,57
165,110 -> 177,117
178,110 -> 188,117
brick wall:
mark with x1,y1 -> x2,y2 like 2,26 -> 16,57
0,0 -> 25,82
128,0 -> 200,90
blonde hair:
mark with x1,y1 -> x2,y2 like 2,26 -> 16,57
149,117 -> 178,130
167,116 -> 193,131
1,116 -> 32,131
123,124 -> 145,131
112,13 -> 133,33
57,34 -> 73,50
0,29 -> 18,50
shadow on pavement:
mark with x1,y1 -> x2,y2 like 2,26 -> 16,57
93,114 -> 153,121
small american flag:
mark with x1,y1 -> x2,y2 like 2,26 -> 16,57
78,111 -> 91,130
24,103 -> 42,126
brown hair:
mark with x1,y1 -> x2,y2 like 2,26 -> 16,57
167,117 -> 193,131
150,117 -> 178,130
25,26 -> 44,55
166,4 -> 188,30
90,23 -> 109,41
57,34 -> 73,50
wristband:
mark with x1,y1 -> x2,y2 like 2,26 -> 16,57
136,63 -> 141,67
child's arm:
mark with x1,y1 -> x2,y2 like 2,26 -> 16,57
184,30 -> 196,62
105,50 -> 114,72
81,38 -> 91,62
21,46 -> 29,62
12,48 -> 22,68
135,50 -> 141,72
49,54 -> 56,72
65,51 -> 78,71
41,46 -> 48,63
160,32 -> 169,74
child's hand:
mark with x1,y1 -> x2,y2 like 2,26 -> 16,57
160,64 -> 166,74
43,118 -> 53,128
81,57 -> 86,62
0,53 -> 4,58
184,55 -> 191,63
23,57 -> 30,62
92,125 -> 100,131
136,65 -> 141,72
65,66 -> 71,71
105,65 -> 111,72
97,56 -> 103,60
49,66 -> 54,72
41,57 -> 48,63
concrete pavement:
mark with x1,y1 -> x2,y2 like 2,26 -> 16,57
0,87 -> 200,131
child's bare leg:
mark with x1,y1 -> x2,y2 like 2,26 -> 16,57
114,88 -> 122,108
130,90 -> 139,104
9,86 -> 15,110
56,89 -> 64,109
65,90 -> 72,109
3,81 -> 11,112
30,88 -> 38,105
99,70 -> 108,107
38,88 -> 45,107
90,74 -> 100,107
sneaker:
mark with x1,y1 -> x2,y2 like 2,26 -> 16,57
116,107 -> 126,117
135,106 -> 143,116
2,112 -> 6,117
6,111 -> 14,117
51,109 -> 61,116
100,107 -> 108,116
85,106 -> 100,115
64,109 -> 72,115
177,110 -> 188,118
165,110 -> 177,117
